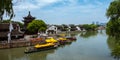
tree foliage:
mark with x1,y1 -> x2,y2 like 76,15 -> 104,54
38,27 -> 46,33
82,24 -> 97,31
106,1 -> 120,59
69,24 -> 76,28
106,0 -> 120,19
69,24 -> 77,31
106,0 -> 120,38
80,31 -> 98,38
0,0 -> 14,20
27,20 -> 47,34
62,24 -> 68,29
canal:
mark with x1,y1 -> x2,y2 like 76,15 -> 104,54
0,30 -> 115,60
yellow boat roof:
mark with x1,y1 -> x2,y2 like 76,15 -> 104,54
34,43 -> 54,48
46,37 -> 57,43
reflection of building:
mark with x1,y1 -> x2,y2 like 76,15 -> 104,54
0,23 -> 24,40
46,25 -> 58,34
68,25 -> 71,32
76,26 -> 81,31
22,11 -> 35,30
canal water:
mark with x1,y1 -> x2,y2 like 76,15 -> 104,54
0,30 -> 116,60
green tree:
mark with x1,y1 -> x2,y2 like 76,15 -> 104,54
62,24 -> 68,28
0,0 -> 14,20
27,20 -> 47,34
90,24 -> 97,30
82,24 -> 97,31
106,0 -> 120,38
69,24 -> 76,28
55,25 -> 63,31
69,24 -> 77,31
61,24 -> 68,31
106,0 -> 120,19
106,1 -> 120,59
38,27 -> 46,33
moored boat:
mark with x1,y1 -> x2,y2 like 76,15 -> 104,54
45,37 -> 58,43
66,36 -> 77,40
58,37 -> 72,45
24,43 -> 58,54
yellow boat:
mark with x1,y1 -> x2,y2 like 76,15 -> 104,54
58,37 -> 72,45
45,37 -> 58,43
58,37 -> 67,41
34,43 -> 54,48
59,34 -> 66,37
24,43 -> 58,53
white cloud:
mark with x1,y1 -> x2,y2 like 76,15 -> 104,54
13,0 -> 61,11
12,0 -> 111,24
94,1 -> 103,5
14,2 -> 38,11
35,0 -> 60,7
36,0 -> 59,3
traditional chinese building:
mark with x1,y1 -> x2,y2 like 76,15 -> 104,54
0,23 -> 24,40
22,11 -> 35,30
46,25 -> 58,34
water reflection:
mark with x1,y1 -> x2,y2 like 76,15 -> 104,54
80,31 -> 98,38
0,48 -> 27,60
107,36 -> 120,60
0,47 -> 56,60
0,37 -> 75,60
66,31 -> 80,37
0,31 -> 116,60
25,49 -> 55,60
66,31 -> 98,38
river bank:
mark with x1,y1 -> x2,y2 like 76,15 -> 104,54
0,31 -> 79,49
0,30 -> 115,60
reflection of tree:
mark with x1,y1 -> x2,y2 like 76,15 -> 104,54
0,48 -> 26,60
0,47 -> 56,60
70,33 -> 76,36
80,31 -> 98,38
26,49 -> 55,60
66,31 -> 80,37
107,36 -> 120,60
59,42 -> 72,48
99,30 -> 103,34
111,45 -> 120,60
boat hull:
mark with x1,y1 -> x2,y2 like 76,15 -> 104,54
24,45 -> 57,54
66,37 -> 77,40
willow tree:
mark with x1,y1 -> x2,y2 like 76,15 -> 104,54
0,0 -> 14,21
106,0 -> 120,59
106,0 -> 120,38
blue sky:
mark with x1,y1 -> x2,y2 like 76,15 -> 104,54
10,0 -> 112,24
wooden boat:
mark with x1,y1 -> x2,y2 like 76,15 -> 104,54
66,36 -> 77,40
58,37 -> 72,45
24,43 -> 58,54
45,37 -> 58,43
58,37 -> 67,41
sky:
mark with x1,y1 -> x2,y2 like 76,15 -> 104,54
9,0 -> 112,24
